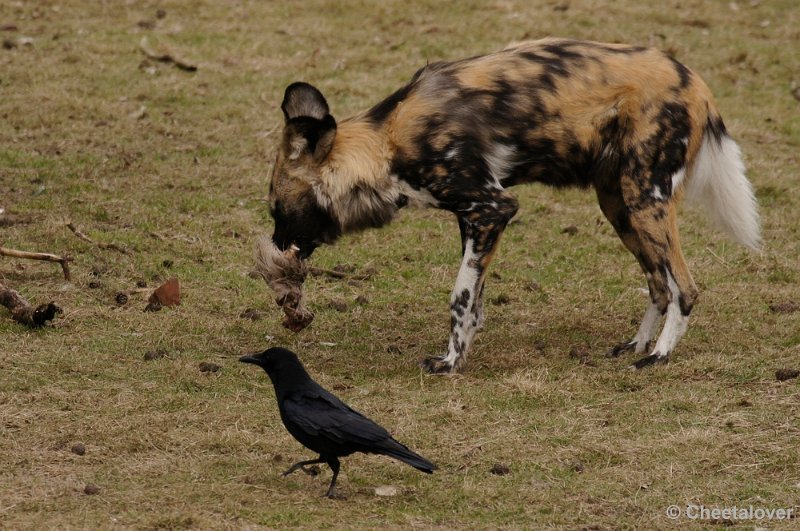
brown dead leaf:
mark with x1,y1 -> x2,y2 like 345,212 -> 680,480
146,278 -> 180,311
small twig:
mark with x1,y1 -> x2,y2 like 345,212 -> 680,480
66,222 -> 129,254
309,267 -> 373,281
0,246 -> 71,280
149,230 -> 200,244
704,245 -> 729,267
139,36 -> 197,72
0,281 -> 62,327
126,288 -> 153,296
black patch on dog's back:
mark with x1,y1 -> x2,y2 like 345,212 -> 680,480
366,83 -> 415,125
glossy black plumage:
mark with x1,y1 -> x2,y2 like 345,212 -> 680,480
240,347 -> 435,497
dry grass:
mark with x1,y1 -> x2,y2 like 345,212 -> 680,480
1,0 -> 799,528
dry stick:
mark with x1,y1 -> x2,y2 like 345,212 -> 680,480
0,281 -> 62,327
139,36 -> 197,72
66,222 -> 129,254
0,246 -> 72,280
308,267 -> 373,281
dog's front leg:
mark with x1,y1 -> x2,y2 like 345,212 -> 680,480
422,199 -> 518,374
458,215 -> 485,329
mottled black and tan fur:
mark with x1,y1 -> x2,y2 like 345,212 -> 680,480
268,38 -> 760,373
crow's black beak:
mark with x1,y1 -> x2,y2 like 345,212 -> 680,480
239,353 -> 261,365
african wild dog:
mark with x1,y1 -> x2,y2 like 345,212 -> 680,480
267,38 -> 761,374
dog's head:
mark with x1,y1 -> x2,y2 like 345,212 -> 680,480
268,82 -> 342,259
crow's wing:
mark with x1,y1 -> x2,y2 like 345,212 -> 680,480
282,389 -> 392,447
282,387 -> 437,472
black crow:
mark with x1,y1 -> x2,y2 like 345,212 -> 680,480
239,347 -> 436,497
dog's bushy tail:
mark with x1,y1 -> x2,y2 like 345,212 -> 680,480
685,117 -> 762,251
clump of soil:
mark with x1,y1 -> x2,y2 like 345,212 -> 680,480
71,443 -> 86,456
775,368 -> 799,381
490,463 -> 510,476
328,299 -> 348,312
239,308 -> 263,321
144,349 -> 167,361
254,236 -> 313,332
199,361 -> 221,373
770,301 -> 799,314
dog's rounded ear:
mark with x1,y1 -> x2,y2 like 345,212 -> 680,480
282,82 -> 330,121
283,114 -> 337,163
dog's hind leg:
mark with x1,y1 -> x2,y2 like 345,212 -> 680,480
422,194 -> 518,374
598,188 -> 661,357
630,204 -> 698,368
598,185 -> 697,368
597,187 -> 697,366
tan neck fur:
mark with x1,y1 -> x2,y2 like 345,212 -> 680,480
317,118 -> 400,230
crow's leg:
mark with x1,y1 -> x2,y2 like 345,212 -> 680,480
282,457 -> 326,477
324,457 -> 341,498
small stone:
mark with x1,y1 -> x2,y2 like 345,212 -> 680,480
374,485 -> 398,496
84,484 -> 100,495
71,443 -> 86,456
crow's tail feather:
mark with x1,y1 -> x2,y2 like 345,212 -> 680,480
377,439 -> 436,473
